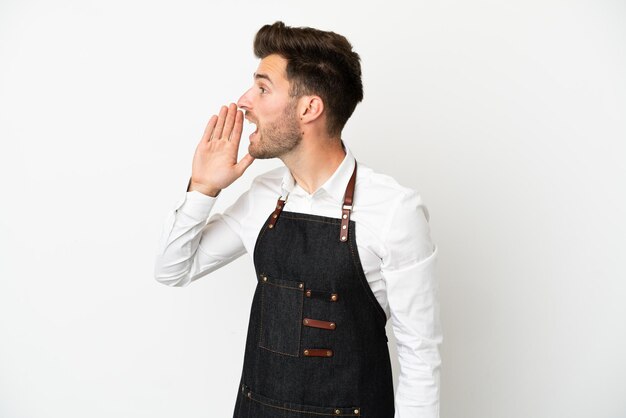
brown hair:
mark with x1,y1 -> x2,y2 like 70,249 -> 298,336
253,21 -> 363,137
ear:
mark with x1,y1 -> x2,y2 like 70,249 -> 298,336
298,95 -> 324,124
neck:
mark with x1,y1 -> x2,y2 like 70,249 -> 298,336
281,136 -> 346,195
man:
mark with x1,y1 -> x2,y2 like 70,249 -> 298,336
155,21 -> 441,418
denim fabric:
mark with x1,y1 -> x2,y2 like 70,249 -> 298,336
233,208 -> 395,418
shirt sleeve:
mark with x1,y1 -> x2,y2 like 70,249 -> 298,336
153,184 -> 251,287
380,190 -> 442,418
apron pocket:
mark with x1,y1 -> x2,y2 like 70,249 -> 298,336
258,274 -> 304,357
241,383 -> 361,417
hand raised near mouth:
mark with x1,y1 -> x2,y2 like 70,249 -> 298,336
188,103 -> 255,197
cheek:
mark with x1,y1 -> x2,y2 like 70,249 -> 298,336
267,97 -> 292,115
260,111 -> 279,127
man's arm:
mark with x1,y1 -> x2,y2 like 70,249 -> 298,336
153,187 -> 251,287
154,103 -> 255,286
381,190 -> 442,418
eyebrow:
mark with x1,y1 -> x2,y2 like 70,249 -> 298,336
253,72 -> 274,85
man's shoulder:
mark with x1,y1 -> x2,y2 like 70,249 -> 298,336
356,162 -> 420,200
355,161 -> 429,221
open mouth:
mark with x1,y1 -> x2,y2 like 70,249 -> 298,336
246,118 -> 259,140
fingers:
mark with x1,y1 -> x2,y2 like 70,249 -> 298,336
221,103 -> 238,141
201,115 -> 218,142
229,109 -> 244,143
211,105 -> 228,140
209,103 -> 240,141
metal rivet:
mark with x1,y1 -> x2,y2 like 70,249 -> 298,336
330,323 -> 336,329
247,392 -> 251,398
335,409 -> 341,415
306,290 -> 311,297
331,294 -> 338,301
303,319 -> 309,325
326,350 -> 332,356
342,214 -> 347,219
262,276 -> 267,282
342,225 -> 347,229
298,283 -> 303,288
272,214 -> 278,218
268,224 -> 274,229
341,236 -> 347,241
354,408 -> 360,414
277,205 -> 282,209
304,349 -> 309,356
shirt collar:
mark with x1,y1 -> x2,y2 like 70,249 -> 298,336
280,141 -> 356,204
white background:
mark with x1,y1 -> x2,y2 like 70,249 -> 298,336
1,1 -> 625,417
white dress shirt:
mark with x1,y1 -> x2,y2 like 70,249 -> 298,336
154,144 -> 442,418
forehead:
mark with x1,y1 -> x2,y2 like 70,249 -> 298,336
255,54 -> 289,86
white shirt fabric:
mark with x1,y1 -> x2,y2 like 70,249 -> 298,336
154,144 -> 442,418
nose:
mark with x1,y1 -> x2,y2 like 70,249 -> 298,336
237,87 -> 253,110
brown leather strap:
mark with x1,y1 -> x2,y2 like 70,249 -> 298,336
303,348 -> 333,357
267,197 -> 286,229
268,160 -> 357,238
303,318 -> 336,330
340,161 -> 357,242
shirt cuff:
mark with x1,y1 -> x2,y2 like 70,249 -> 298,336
395,395 -> 439,418
175,190 -> 217,221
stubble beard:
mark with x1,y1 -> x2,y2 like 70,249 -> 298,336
249,99 -> 302,159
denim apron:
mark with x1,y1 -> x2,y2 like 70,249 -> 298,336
233,162 -> 395,417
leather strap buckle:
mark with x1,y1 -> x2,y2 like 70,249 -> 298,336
339,162 -> 357,242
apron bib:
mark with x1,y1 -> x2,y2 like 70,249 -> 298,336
233,162 -> 395,417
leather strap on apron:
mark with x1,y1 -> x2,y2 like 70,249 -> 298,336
267,161 -> 358,243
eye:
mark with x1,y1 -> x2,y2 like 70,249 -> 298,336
259,86 -> 267,94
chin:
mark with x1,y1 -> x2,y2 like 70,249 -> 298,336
248,145 -> 265,160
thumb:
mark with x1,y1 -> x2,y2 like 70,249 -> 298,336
235,153 -> 255,175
